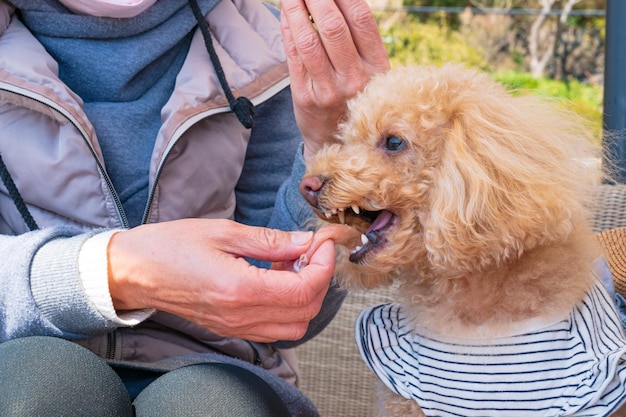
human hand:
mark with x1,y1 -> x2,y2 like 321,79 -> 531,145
107,219 -> 336,343
280,0 -> 390,161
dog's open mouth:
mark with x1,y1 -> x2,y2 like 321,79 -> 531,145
317,205 -> 398,264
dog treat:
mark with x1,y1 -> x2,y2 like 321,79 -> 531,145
293,254 -> 308,272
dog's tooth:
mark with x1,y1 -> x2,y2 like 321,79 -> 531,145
331,208 -> 338,215
361,234 -> 368,245
338,210 -> 345,224
351,204 -> 360,215
325,212 -> 332,219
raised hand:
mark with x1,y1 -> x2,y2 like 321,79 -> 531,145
280,0 -> 390,161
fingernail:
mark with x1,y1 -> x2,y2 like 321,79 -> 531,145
291,231 -> 313,245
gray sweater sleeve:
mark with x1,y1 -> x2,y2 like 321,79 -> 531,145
235,86 -> 347,348
0,226 -> 118,342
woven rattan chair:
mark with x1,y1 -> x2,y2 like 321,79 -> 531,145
295,183 -> 626,417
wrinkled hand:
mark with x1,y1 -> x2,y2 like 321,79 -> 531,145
280,0 -> 390,161
107,219 -> 336,343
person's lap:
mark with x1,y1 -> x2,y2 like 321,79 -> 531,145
0,336 -> 291,417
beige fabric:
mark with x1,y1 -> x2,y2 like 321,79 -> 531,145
296,183 -> 626,417
597,227 -> 626,296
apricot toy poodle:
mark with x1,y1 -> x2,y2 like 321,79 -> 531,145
300,65 -> 626,416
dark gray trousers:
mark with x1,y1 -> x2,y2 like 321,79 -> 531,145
0,336 -> 291,416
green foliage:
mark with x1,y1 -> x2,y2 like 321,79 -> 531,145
378,16 -> 488,69
375,9 -> 604,145
493,71 -> 604,144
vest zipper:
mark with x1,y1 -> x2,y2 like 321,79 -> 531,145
106,331 -> 117,360
0,84 -> 129,228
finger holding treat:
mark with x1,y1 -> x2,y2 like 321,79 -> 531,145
271,224 -> 357,272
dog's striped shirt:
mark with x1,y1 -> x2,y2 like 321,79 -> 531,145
356,281 -> 626,416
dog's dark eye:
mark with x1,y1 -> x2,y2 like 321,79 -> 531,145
385,136 -> 406,152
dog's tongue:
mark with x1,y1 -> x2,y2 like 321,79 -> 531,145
366,210 -> 393,233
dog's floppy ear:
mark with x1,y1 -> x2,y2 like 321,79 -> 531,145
421,96 -> 595,273
422,116 -> 518,272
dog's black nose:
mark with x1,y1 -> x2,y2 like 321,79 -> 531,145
299,175 -> 324,207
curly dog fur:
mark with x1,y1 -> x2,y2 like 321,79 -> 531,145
300,65 -> 614,416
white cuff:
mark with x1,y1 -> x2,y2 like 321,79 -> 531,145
78,230 -> 155,326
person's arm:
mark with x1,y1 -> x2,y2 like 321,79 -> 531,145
0,88 -> 331,345
1,198 -> 335,345
0,227 -> 123,342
